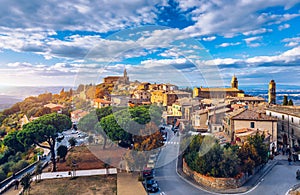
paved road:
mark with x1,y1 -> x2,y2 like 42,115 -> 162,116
247,163 -> 300,195
155,127 -> 300,195
155,127 -> 212,195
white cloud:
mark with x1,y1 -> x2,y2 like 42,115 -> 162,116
244,36 -> 262,47
199,45 -> 300,66
285,42 -> 298,47
242,28 -> 272,36
278,23 -> 290,31
202,36 -> 216,41
0,1 -> 165,33
282,36 -> 300,47
177,0 -> 300,37
217,42 -> 241,48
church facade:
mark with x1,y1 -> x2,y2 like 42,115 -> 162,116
193,75 -> 244,99
103,69 -> 129,84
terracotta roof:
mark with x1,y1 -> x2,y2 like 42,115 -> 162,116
226,108 -> 246,118
44,103 -> 64,109
104,76 -> 122,79
197,87 -> 244,92
94,98 -> 112,104
267,106 -> 300,118
227,96 -> 265,101
232,109 -> 277,121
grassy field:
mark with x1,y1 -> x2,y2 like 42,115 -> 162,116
29,175 -> 117,195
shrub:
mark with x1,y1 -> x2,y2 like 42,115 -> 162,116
0,170 -> 6,181
11,160 -> 29,173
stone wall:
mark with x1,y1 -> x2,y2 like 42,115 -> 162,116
182,159 -> 247,190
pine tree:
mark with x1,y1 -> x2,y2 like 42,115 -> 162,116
288,99 -> 294,106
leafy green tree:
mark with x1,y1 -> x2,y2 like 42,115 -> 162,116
78,111 -> 98,133
0,170 -> 6,181
99,114 -> 132,144
57,145 -> 68,162
3,131 -> 25,153
219,147 -> 240,177
68,137 -> 77,147
17,113 -> 72,172
21,173 -> 31,195
283,95 -> 288,105
95,106 -> 113,121
288,99 -> 294,106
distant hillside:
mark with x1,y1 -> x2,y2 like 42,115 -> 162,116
0,86 -> 73,110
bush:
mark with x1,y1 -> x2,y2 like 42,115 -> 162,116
11,160 -> 29,173
0,170 -> 6,181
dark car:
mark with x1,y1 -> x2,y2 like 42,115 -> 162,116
143,167 -> 154,178
145,178 -> 159,193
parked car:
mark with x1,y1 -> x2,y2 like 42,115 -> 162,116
149,154 -> 157,162
147,161 -> 155,169
145,177 -> 159,193
143,167 -> 154,178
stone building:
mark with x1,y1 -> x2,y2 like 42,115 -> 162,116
266,106 -> 300,147
223,108 -> 277,148
150,90 -> 191,107
193,75 -> 244,99
103,69 -> 129,85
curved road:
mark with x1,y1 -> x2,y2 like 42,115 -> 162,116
155,127 -> 300,195
155,127 -> 213,195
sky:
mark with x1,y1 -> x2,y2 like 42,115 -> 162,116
0,0 -> 300,88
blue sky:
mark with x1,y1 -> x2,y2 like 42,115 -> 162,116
0,0 -> 300,88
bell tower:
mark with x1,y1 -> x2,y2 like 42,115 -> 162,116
231,75 -> 238,89
268,80 -> 276,104
123,68 -> 129,84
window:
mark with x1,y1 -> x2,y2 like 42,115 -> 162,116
250,122 -> 255,128
292,117 -> 294,123
269,112 -> 271,116
282,115 -> 285,120
292,129 -> 294,135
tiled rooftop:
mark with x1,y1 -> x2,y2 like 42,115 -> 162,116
267,106 -> 300,118
232,109 -> 277,121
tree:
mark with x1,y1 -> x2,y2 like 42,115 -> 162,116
133,122 -> 163,151
95,106 -> 113,121
78,111 -> 98,133
248,132 -> 269,166
3,131 -> 25,153
68,137 -> 77,147
17,113 -> 72,172
34,107 -> 52,117
283,95 -> 288,105
288,99 -> 294,106
21,173 -> 31,195
57,145 -> 68,162
238,142 -> 257,174
99,114 -> 132,145
34,162 -> 43,182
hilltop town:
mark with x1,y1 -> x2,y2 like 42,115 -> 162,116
0,69 -> 300,195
